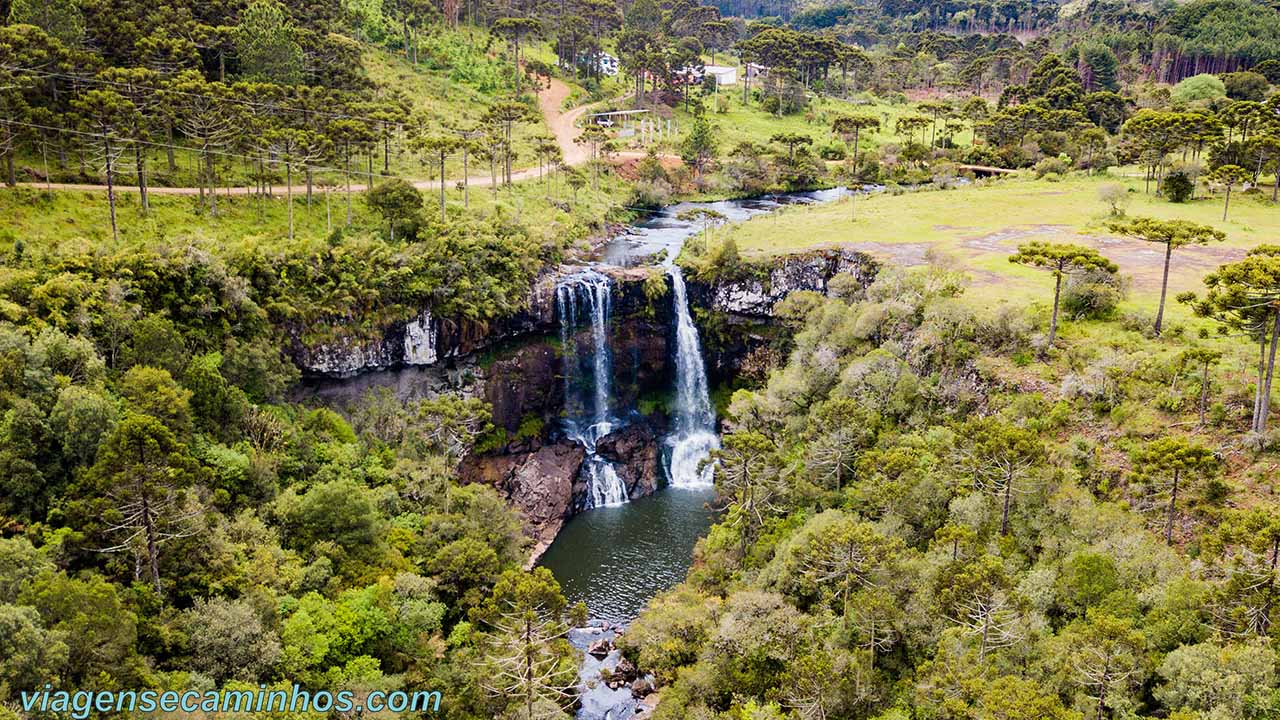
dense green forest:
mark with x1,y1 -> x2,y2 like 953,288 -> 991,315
2,0 -> 1280,718
0,1 -> 611,718
622,256 -> 1280,719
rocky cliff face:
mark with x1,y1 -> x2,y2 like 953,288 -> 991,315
459,416 -> 667,564
685,248 -> 879,380
291,265 -> 664,378
460,442 -> 586,563
293,249 -> 875,383
683,247 -> 879,318
596,420 -> 665,502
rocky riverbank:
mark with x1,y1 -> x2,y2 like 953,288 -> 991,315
571,623 -> 658,720
459,415 -> 667,565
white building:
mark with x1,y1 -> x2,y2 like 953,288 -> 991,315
703,65 -> 737,85
675,64 -> 737,86
597,52 -> 620,77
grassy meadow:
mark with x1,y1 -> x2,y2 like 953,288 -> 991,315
0,171 -> 632,259
656,87 -> 965,156
716,172 -> 1275,324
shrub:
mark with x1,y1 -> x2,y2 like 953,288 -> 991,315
816,142 -> 846,160
975,305 -> 1035,352
1034,156 -> 1069,179
702,237 -> 743,280
963,145 -> 1004,167
366,178 -> 424,241
1062,353 -> 1140,409
931,161 -> 959,188
1171,74 -> 1226,103
853,152 -> 882,183
1119,311 -> 1158,337
995,144 -> 1031,169
1221,70 -> 1270,101
626,179 -> 673,209
1252,59 -> 1280,84
1035,131 -> 1070,157
1163,171 -> 1194,203
514,414 -> 544,441
1062,269 -> 1125,320
1098,183 -> 1130,216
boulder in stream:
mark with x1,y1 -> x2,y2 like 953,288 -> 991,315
630,678 -> 653,699
614,657 -> 639,682
596,421 -> 663,498
587,638 -> 612,659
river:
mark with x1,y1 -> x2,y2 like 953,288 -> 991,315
538,486 -> 717,625
599,186 -> 853,267
539,186 -> 857,720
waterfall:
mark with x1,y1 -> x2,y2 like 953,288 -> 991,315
557,271 -> 629,508
665,267 -> 719,487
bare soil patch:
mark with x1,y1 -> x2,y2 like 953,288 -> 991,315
844,241 -> 936,267
960,224 -> 1070,253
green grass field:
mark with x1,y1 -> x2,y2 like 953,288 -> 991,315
0,170 -> 631,259
718,172 -> 1277,323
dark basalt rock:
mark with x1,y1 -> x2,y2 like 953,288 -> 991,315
481,340 -> 561,439
596,421 -> 664,499
460,441 -> 585,564
291,265 -> 669,378
606,319 -> 671,412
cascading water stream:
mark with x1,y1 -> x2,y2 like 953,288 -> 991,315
556,271 -> 629,508
664,266 -> 719,487
541,189 -> 869,720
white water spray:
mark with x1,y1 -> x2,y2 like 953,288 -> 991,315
665,267 -> 719,487
557,271 -> 629,508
